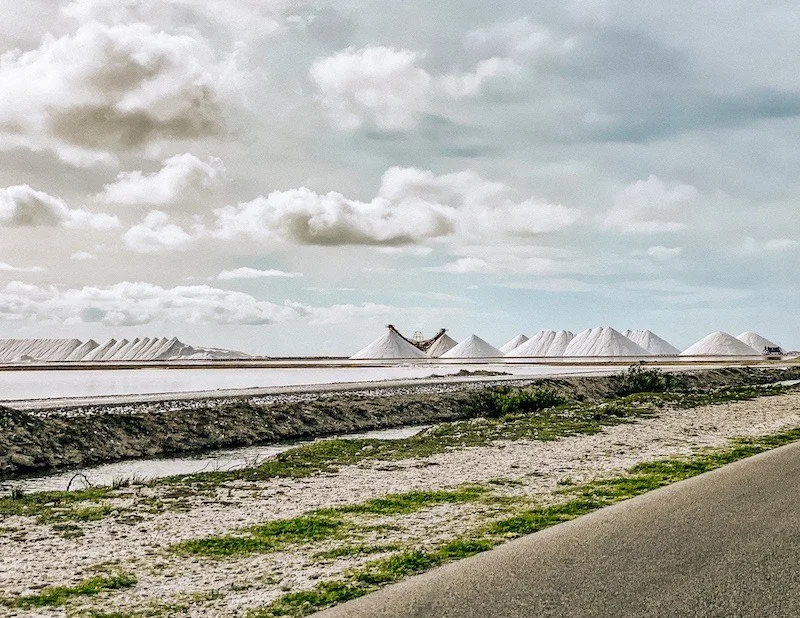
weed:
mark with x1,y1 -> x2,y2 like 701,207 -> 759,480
1,573 -> 136,608
173,515 -> 348,557
328,486 -> 488,516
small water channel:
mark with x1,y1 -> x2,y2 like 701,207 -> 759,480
2,425 -> 428,495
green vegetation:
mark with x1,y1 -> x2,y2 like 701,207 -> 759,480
0,573 -> 136,609
248,581 -> 366,617
174,515 -> 348,557
490,426 -> 800,538
616,366 -> 673,395
250,539 -> 497,617
313,543 -> 405,560
250,424 -> 800,617
328,486 -> 488,516
0,486 -> 114,524
482,387 -> 566,419
176,486 -> 491,557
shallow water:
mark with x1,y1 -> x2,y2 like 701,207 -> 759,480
0,363 -> 614,402
2,425 -> 428,494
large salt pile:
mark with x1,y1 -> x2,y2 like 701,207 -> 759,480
65,339 -> 99,361
624,329 -> 680,355
0,339 -> 84,362
508,330 -> 554,356
441,334 -> 502,358
0,336 -> 248,362
506,330 -> 575,356
547,330 -> 575,356
564,327 -> 650,357
82,338 -> 117,361
499,334 -> 528,354
427,334 -> 458,358
350,329 -> 427,360
737,332 -> 783,353
680,332 -> 759,356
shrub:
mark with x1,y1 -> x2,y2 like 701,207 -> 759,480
482,388 -> 566,419
618,366 -> 671,395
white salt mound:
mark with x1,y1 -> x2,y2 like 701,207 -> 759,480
507,330 -> 576,357
508,330 -> 555,357
427,334 -> 458,358
0,336 -> 249,362
351,329 -> 427,360
736,332 -> 782,353
0,339 -> 83,362
441,334 -> 502,358
546,330 -> 575,356
65,339 -> 99,361
499,334 -> 528,354
82,338 -> 117,361
680,331 -> 759,356
564,327 -> 650,357
624,329 -> 680,355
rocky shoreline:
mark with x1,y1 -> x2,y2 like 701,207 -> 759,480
2,366 -> 799,479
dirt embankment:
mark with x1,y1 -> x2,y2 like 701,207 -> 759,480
2,366 -> 799,479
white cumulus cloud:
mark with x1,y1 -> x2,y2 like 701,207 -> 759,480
123,210 -> 195,253
213,166 -> 579,246
0,22 -> 242,165
310,45 -> 432,131
440,57 -> 522,97
603,175 -> 696,235
0,185 -> 119,229
217,267 -> 303,280
97,153 -> 228,206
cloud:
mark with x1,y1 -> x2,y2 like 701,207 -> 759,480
97,153 -> 227,206
61,0 -> 304,41
291,301 -> 393,325
212,166 -> 579,246
310,46 -> 432,131
0,279 -> 391,327
217,267 -> 303,280
0,280 -> 299,326
439,57 -> 522,98
0,22 -> 242,165
742,237 -> 799,253
0,185 -> 120,229
70,251 -> 97,261
497,278 -> 595,292
213,185 -> 454,246
603,175 -> 696,234
645,245 -> 683,260
464,17 -> 575,58
123,210 -> 195,253
426,257 -> 492,274
0,262 -> 45,273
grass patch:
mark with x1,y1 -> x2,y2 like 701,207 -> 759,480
313,543 -> 405,560
251,538 -> 497,617
248,580 -> 367,617
1,573 -> 136,608
328,486 -> 488,516
173,515 -> 348,557
0,486 -> 114,525
176,485 -> 491,557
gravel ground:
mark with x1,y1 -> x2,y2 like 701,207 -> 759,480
1,390 -> 799,617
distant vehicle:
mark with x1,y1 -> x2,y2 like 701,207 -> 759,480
763,346 -> 783,360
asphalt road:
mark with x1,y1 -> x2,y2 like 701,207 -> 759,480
320,441 -> 800,618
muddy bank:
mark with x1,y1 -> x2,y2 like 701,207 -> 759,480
2,366 -> 799,479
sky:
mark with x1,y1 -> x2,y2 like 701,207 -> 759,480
0,0 -> 798,355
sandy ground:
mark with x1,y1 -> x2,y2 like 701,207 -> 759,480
1,391 -> 799,616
